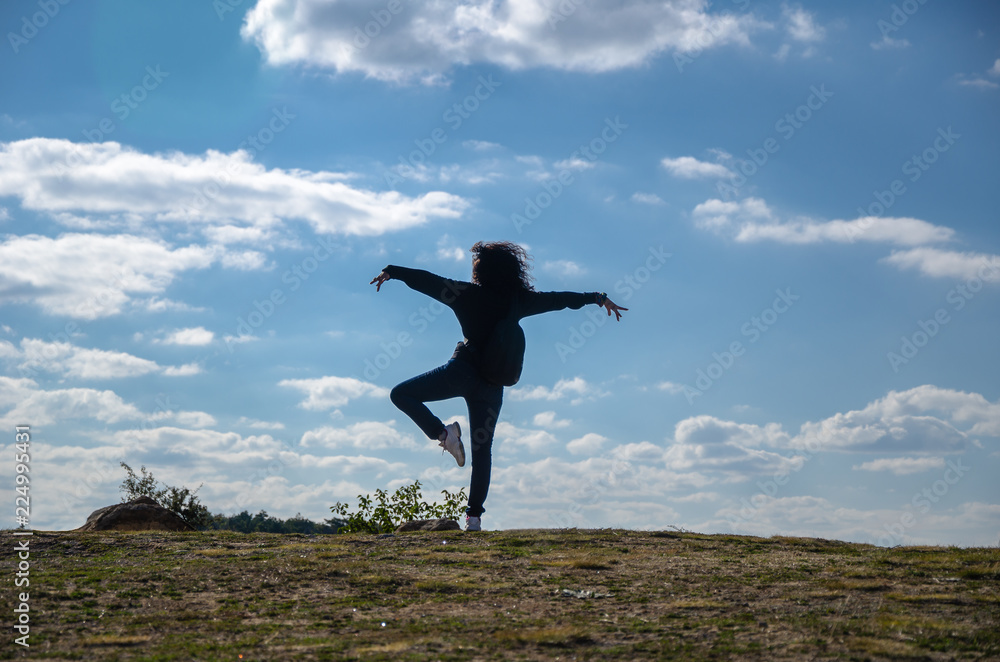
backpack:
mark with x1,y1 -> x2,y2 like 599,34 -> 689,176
479,295 -> 525,387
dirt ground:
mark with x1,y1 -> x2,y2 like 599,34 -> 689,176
2,528 -> 998,660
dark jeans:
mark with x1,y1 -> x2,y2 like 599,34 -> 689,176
390,358 -> 503,518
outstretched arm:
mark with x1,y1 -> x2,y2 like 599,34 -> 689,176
370,265 -> 469,304
521,290 -> 629,320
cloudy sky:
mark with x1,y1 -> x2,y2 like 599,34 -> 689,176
2,0 -> 998,545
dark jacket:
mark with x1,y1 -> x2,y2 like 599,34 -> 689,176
383,265 -> 599,365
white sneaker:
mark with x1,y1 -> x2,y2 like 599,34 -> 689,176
438,422 -> 465,467
465,516 -> 481,532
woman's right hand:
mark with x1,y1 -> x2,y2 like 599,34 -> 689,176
370,271 -> 390,292
602,298 -> 628,321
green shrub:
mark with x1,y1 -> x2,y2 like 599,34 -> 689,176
119,462 -> 213,530
331,481 -> 467,534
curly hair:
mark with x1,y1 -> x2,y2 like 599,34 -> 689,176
470,241 -> 535,292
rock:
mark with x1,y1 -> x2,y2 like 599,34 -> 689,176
395,518 -> 461,532
75,496 -> 195,532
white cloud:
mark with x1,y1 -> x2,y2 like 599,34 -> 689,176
870,35 -> 910,50
671,491 -> 719,503
566,432 -> 608,456
782,4 -> 824,43
691,197 -> 775,231
0,233 -> 218,319
495,422 -> 560,454
553,157 -> 595,172
736,216 -> 953,246
541,260 -> 585,278
790,386 -> 994,454
853,457 -> 946,475
631,192 -> 665,205
656,386 -> 1000,480
300,421 -> 420,451
657,381 -> 688,395
237,416 -> 286,430
0,376 -> 144,429
163,327 -> 215,346
533,411 -> 571,429
172,411 -> 218,428
692,197 -> 954,246
488,448 -> 707,528
675,416 -> 791,448
957,76 -> 999,90
162,363 -> 202,377
0,340 -> 18,359
242,0 -> 767,83
509,377 -> 604,403
881,247 -> 1000,282
300,453 -> 407,476
279,376 -> 389,410
0,138 -> 469,239
8,338 -> 195,380
433,235 -> 466,262
219,249 -> 269,271
437,162 -> 505,186
666,416 -> 802,477
990,59 -> 1000,77
463,140 -> 501,151
710,496 -> 1000,547
661,156 -> 731,179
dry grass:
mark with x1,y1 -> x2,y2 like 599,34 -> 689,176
0,528 -> 997,660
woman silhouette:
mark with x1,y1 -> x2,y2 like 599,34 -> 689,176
370,241 -> 627,531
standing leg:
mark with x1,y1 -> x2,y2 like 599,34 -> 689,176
465,385 -> 503,518
390,361 -> 464,440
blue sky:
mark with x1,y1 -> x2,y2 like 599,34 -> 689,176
2,0 -> 998,545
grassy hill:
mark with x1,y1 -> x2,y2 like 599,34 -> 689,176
2,528 -> 998,660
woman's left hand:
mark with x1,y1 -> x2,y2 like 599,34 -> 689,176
602,298 -> 628,321
370,271 -> 391,292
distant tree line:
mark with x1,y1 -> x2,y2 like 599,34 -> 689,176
119,462 -> 344,533
205,510 -> 341,534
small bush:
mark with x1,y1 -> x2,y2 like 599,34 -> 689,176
119,462 -> 213,530
331,481 -> 467,534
